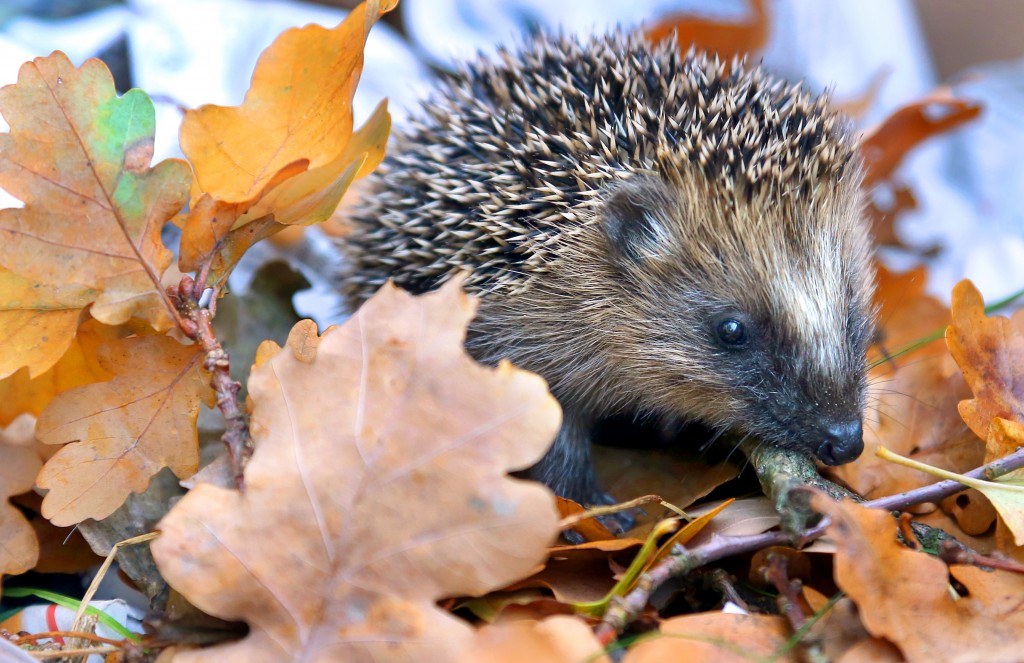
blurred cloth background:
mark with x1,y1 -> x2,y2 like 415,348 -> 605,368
0,0 -> 1021,317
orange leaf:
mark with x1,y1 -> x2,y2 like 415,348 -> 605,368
152,280 -> 561,662
624,612 -> 795,662
860,91 -> 981,187
0,415 -> 41,581
814,495 -> 1024,662
0,52 -> 191,331
946,280 -> 1024,440
177,0 -> 393,286
0,318 -> 119,426
458,616 -> 611,663
646,0 -> 768,59
35,335 -> 213,526
177,159 -> 308,274
181,0 -> 394,201
0,267 -> 92,380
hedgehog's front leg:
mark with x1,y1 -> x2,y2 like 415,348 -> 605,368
525,413 -> 635,536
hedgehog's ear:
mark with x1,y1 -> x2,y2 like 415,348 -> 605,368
601,177 -> 674,265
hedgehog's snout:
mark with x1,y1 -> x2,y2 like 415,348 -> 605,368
814,419 -> 864,466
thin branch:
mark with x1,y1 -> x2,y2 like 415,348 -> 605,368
172,275 -> 253,489
13,631 -> 124,646
865,446 -> 1024,512
595,446 -> 1024,643
939,540 -> 1024,575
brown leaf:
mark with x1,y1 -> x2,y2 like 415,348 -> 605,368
458,616 -> 611,663
152,281 -> 562,662
507,538 -> 644,604
593,445 -> 739,537
35,335 -> 212,526
947,280 -> 1024,441
0,52 -> 191,331
814,495 -> 1024,662
623,612 -> 795,663
0,415 -> 42,580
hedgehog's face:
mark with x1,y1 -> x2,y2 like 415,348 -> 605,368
597,173 -> 875,465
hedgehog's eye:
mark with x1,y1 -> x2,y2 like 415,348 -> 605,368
716,318 -> 748,347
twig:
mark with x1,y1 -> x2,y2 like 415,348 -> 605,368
763,553 -> 806,632
25,645 -> 122,659
865,446 -> 1024,512
594,522 -> 829,645
939,540 -> 1024,575
71,532 -> 158,636
595,446 -> 1024,643
558,495 -> 668,530
13,631 -> 123,646
172,275 -> 253,489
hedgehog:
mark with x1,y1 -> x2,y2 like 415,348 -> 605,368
338,31 -> 876,519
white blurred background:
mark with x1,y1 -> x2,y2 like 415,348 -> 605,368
0,0 -> 1021,318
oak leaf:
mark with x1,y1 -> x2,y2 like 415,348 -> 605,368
0,415 -> 41,581
177,0 -> 393,287
458,616 -> 611,663
946,280 -> 1024,440
0,268 -> 94,380
35,334 -> 212,526
814,495 -> 1024,662
0,318 -> 119,426
152,281 -> 561,662
0,51 -> 191,332
623,612 -> 795,663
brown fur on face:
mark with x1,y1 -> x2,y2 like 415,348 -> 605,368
339,31 -> 876,506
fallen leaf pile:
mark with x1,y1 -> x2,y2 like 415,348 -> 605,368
1,1 -> 1023,662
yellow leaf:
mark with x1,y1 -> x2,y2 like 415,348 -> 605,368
0,267 -> 93,379
877,446 -> 1024,546
181,1 -> 395,202
0,318 -> 120,425
175,1 -> 394,289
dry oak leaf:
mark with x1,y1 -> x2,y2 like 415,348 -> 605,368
623,612 -> 796,663
0,415 -> 42,581
152,280 -> 562,663
0,317 -> 119,426
177,0 -> 393,285
0,51 -> 190,331
0,267 -> 94,380
35,334 -> 212,526
813,495 -> 1024,663
947,280 -> 1024,441
457,616 -> 610,663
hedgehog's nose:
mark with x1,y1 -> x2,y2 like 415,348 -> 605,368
816,420 -> 864,466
